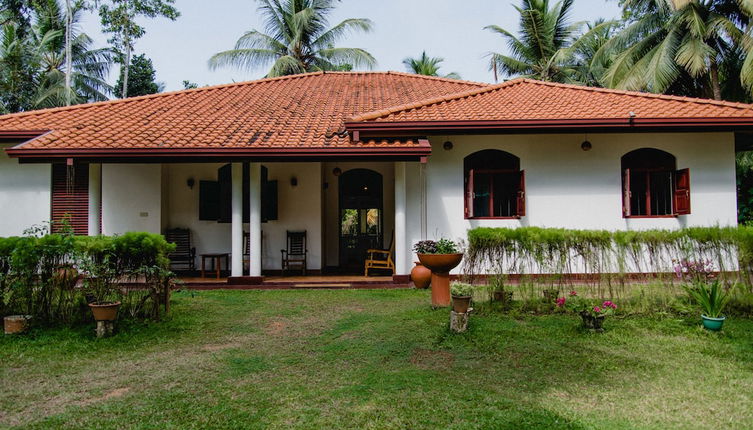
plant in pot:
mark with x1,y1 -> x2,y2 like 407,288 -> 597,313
414,239 -> 463,308
450,281 -> 474,313
556,290 -> 617,332
489,274 -> 513,304
77,238 -> 122,322
674,259 -> 729,331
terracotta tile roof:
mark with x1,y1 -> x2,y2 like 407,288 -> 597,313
349,78 -> 753,123
0,71 -> 484,153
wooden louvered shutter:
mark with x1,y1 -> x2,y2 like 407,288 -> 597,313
516,170 -> 526,217
51,163 -> 89,235
674,168 -> 691,215
465,169 -> 474,218
622,168 -> 631,217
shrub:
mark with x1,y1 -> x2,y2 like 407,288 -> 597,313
450,281 -> 474,297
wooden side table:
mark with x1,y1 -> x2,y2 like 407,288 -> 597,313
200,253 -> 230,279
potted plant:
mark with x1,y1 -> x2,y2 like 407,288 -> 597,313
684,281 -> 730,331
414,239 -> 463,308
489,275 -> 513,303
450,281 -> 473,313
556,291 -> 617,332
78,238 -> 121,322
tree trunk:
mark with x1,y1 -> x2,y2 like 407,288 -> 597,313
64,0 -> 73,106
710,59 -> 722,101
120,0 -> 132,99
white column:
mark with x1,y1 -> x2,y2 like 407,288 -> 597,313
231,162 -> 243,277
88,163 -> 101,236
395,161 -> 407,275
248,162 -> 262,277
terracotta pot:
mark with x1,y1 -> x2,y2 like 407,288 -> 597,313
452,295 -> 472,314
410,262 -> 431,289
417,253 -> 464,274
53,265 -> 79,290
4,315 -> 31,334
417,253 -> 464,308
493,291 -> 514,303
89,301 -> 121,322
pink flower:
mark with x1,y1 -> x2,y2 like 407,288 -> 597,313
593,306 -> 601,313
603,301 -> 613,308
569,291 -> 578,296
556,297 -> 566,307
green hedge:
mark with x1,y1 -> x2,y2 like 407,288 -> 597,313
0,231 -> 175,325
465,226 -> 753,279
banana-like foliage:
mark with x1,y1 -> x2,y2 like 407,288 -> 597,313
209,0 -> 376,77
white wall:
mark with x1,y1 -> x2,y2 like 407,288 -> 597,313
102,164 -> 162,235
163,162 -> 323,272
322,162 -> 395,267
0,144 -> 51,236
403,132 -> 738,272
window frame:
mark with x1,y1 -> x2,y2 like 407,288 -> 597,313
621,149 -> 690,218
465,167 -> 525,220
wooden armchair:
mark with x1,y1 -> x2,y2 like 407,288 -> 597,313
281,230 -> 307,275
364,233 -> 395,276
165,228 -> 196,272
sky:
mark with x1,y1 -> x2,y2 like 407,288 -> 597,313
77,0 -> 624,92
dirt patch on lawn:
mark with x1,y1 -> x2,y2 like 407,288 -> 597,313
202,342 -> 241,352
410,348 -> 454,371
264,319 -> 290,336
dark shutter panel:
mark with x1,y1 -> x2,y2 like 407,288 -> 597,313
465,168 -> 474,218
51,163 -> 89,235
622,168 -> 631,217
218,163 -> 232,223
199,180 -> 220,221
263,180 -> 278,221
516,170 -> 526,217
674,168 -> 691,215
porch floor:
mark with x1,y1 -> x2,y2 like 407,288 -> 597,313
178,275 -> 408,290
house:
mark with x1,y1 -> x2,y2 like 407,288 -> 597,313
1,71 -> 751,281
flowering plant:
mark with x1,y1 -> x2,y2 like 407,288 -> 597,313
413,238 -> 459,254
556,291 -> 617,317
673,259 -> 715,283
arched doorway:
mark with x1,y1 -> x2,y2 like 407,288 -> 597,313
339,169 -> 383,273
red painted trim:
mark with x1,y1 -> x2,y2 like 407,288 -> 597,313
465,216 -> 522,220
6,145 -> 432,161
0,130 -> 48,139
623,215 -> 678,219
345,117 -> 753,135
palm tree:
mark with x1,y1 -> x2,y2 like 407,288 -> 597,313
484,0 -> 582,82
597,0 -> 748,100
402,51 -> 460,79
32,0 -> 113,107
567,19 -> 621,86
209,0 -> 376,77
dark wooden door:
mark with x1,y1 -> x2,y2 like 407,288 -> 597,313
339,169 -> 383,274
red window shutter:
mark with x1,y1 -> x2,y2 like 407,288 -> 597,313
622,168 -> 631,217
516,170 -> 526,217
674,168 -> 691,215
51,163 -> 89,235
465,168 -> 474,218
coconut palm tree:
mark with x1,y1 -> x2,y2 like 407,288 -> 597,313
209,0 -> 376,77
402,51 -> 460,79
484,0 -> 582,82
597,0 -> 748,100
32,0 -> 113,107
566,19 -> 621,86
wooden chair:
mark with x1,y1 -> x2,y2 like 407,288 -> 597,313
165,228 -> 196,272
281,230 -> 307,275
243,231 -> 250,271
364,232 -> 395,276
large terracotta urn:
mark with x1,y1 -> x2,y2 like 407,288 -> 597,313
410,262 -> 431,289
417,253 -> 463,307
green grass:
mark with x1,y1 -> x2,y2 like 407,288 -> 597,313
2,289 -> 753,429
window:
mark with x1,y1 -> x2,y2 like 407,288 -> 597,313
464,150 -> 525,218
621,148 -> 690,217
51,163 -> 89,235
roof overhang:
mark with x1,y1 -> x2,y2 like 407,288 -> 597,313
5,141 -> 432,163
345,117 -> 753,138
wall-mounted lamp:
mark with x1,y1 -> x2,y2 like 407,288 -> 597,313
443,141 -> 454,151
187,177 -> 195,189
332,167 -> 342,176
290,176 -> 298,187
581,140 -> 592,151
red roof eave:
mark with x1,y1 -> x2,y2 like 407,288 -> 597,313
345,117 -> 753,136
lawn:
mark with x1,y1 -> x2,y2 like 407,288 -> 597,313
2,288 -> 753,429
